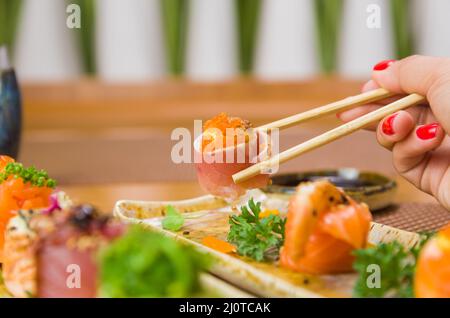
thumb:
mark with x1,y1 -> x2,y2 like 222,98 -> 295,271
372,55 -> 450,133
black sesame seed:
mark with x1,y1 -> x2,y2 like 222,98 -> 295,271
340,194 -> 349,204
69,204 -> 99,231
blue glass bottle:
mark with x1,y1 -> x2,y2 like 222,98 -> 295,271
0,46 -> 21,158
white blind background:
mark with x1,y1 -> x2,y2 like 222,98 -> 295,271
5,0 -> 450,81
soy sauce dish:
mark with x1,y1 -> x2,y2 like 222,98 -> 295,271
264,169 -> 397,211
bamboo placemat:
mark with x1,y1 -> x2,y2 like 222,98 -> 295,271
373,202 -> 450,233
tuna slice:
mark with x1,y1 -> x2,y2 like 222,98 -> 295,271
36,206 -> 124,298
194,130 -> 270,199
37,228 -> 99,298
3,205 -> 124,298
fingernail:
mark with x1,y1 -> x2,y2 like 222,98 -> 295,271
373,59 -> 396,71
416,123 -> 440,140
382,113 -> 398,135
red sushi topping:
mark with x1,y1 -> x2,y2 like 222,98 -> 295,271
202,113 -> 252,151
0,156 -> 54,263
35,205 -> 125,298
195,113 -> 269,199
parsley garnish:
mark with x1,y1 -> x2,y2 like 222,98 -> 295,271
162,205 -> 184,231
353,233 -> 433,298
0,162 -> 56,188
99,226 -> 209,298
227,198 -> 286,262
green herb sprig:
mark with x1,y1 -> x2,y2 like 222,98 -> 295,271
227,198 -> 286,262
162,205 -> 184,231
99,226 -> 209,298
0,162 -> 56,188
353,233 -> 433,298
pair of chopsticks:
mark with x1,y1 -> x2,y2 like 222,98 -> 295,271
232,88 -> 426,183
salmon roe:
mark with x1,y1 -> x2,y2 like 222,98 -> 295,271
202,113 -> 252,151
0,156 -> 53,262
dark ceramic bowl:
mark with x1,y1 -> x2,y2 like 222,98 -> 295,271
263,169 -> 397,211
0,47 -> 21,158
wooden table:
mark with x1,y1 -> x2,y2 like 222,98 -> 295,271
60,177 -> 438,213
20,78 -> 399,185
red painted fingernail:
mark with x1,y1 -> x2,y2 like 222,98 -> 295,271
416,123 -> 440,140
382,113 -> 398,135
373,59 -> 396,71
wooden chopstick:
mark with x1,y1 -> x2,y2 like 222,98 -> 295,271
233,93 -> 425,184
257,87 -> 394,131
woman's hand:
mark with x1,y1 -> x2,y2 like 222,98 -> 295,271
338,55 -> 450,210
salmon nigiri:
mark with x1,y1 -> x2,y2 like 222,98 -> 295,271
0,156 -> 55,263
194,113 -> 270,199
280,180 -> 372,274
415,224 -> 450,298
3,205 -> 125,297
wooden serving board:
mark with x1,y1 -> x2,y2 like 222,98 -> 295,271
0,271 -> 253,298
113,192 -> 422,298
